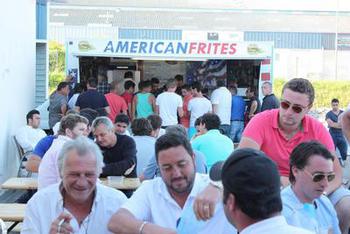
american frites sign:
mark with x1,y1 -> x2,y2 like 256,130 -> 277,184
68,39 -> 273,59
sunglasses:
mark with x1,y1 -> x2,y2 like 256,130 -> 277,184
304,170 -> 336,183
280,100 -> 308,114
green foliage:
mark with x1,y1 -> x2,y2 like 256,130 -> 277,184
273,78 -> 350,108
49,41 -> 65,93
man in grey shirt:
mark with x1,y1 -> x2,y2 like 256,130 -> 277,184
48,82 -> 69,129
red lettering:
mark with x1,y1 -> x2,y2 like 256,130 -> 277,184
221,43 -> 228,54
229,43 -> 237,55
212,43 -> 220,54
198,43 -> 206,54
207,43 -> 212,54
189,42 -> 197,54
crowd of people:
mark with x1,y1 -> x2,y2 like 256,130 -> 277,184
13,74 -> 350,234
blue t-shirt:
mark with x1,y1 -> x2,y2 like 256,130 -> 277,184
281,186 -> 340,234
230,95 -> 246,121
325,110 -> 343,136
32,135 -> 56,158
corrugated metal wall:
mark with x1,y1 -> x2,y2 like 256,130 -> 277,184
35,43 -> 47,105
118,28 -> 182,40
244,31 -> 340,50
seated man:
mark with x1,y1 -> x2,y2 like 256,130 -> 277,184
108,133 -> 235,234
191,113 -> 233,169
141,124 -> 207,181
15,109 -> 46,153
38,114 -> 88,189
92,116 -> 137,178
114,113 -> 131,136
282,141 -> 341,233
22,137 -> 127,233
221,148 -> 312,234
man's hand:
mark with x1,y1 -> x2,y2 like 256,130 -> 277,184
193,184 -> 221,221
49,212 -> 73,234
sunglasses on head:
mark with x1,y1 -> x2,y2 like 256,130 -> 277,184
304,170 -> 336,183
280,100 -> 308,114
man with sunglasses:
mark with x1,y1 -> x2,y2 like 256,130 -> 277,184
194,78 -> 350,233
281,141 -> 341,234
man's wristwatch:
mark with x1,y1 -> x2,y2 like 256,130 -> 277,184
209,179 -> 223,190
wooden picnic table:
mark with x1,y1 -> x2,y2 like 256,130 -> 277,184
0,203 -> 25,222
0,203 -> 26,231
1,177 -> 141,190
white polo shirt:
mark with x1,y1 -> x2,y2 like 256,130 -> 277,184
241,216 -> 313,234
122,173 -> 236,234
21,183 -> 127,234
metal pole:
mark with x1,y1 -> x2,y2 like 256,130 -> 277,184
335,0 -> 339,80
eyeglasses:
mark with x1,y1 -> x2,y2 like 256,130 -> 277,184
280,100 -> 308,114
304,169 -> 336,183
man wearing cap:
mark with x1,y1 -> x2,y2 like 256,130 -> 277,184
281,141 -> 341,233
221,148 -> 312,234
108,133 -> 235,234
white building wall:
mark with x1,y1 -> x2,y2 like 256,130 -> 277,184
0,2 -> 36,181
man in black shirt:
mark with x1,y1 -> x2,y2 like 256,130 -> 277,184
92,116 -> 137,178
261,81 -> 280,112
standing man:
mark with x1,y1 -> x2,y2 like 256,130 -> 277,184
282,141 -> 340,234
211,79 -> 232,137
174,74 -> 184,96
108,133 -> 235,234
326,98 -> 348,166
245,86 -> 260,123
188,82 -> 212,139
92,117 -> 137,178
49,82 -> 69,129
96,74 -> 110,95
105,80 -> 128,122
75,77 -> 110,116
180,84 -> 193,129
22,137 -> 127,234
261,81 -> 280,112
221,148 -> 312,234
15,109 -> 46,153
229,86 -> 246,143
156,79 -> 183,128
122,80 -> 136,118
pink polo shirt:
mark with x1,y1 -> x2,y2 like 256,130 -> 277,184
243,109 -> 335,176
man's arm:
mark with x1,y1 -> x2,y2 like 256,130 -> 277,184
341,109 -> 350,142
177,107 -> 184,118
212,104 -> 218,114
248,100 -> 257,119
108,208 -> 176,234
60,104 -> 67,116
238,136 -> 260,149
25,154 -> 42,173
326,118 -> 342,129
140,155 -> 158,181
131,95 -> 137,120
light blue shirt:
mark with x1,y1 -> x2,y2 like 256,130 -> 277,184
191,129 -> 233,169
281,185 -> 340,234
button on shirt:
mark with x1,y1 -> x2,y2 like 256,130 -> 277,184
21,183 -> 127,234
241,216 -> 313,234
281,186 -> 341,234
122,173 -> 236,234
